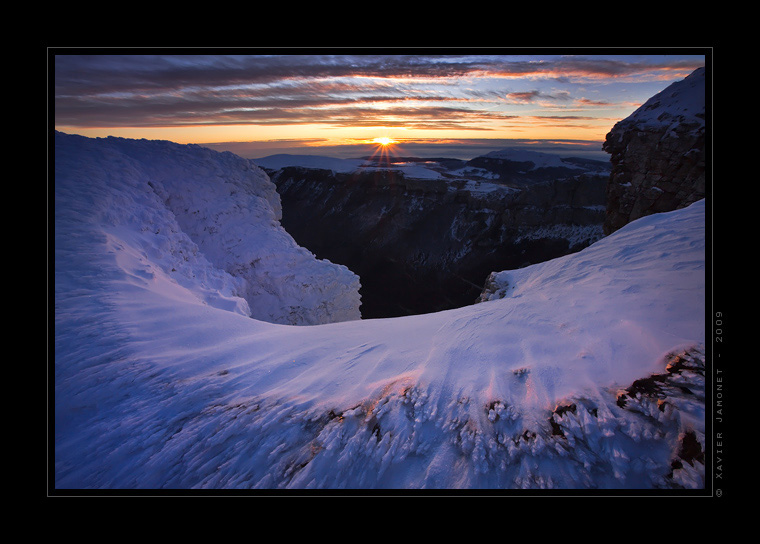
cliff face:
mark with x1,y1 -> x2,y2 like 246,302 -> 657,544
267,165 -> 607,318
602,67 -> 706,235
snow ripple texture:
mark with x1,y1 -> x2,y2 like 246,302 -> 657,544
54,133 -> 706,491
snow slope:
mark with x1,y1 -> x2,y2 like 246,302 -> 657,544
54,130 -> 706,490
616,66 -> 705,132
54,132 -> 361,326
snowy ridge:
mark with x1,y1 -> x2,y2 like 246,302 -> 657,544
54,132 -> 361,325
255,149 -> 589,182
55,131 -> 706,491
620,66 -> 705,131
482,148 -> 583,170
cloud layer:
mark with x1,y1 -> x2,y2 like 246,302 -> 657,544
54,53 -> 705,135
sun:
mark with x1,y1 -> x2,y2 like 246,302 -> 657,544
368,136 -> 400,165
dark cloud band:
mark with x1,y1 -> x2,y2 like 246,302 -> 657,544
53,53 -> 705,130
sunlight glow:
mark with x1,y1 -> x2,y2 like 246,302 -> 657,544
366,136 -> 402,165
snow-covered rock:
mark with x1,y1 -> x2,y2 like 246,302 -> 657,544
619,66 -> 706,131
254,149 -> 610,186
54,132 -> 361,325
253,154 -> 367,174
54,127 -> 706,492
602,67 -> 706,234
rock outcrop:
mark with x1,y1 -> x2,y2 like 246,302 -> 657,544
602,67 -> 706,234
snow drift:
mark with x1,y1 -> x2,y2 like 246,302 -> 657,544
54,132 -> 361,326
53,132 -> 706,491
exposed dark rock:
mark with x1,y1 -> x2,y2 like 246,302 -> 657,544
615,347 -> 705,410
676,430 -> 705,466
549,403 -> 577,437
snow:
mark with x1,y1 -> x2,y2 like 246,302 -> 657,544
513,222 -> 604,249
53,132 -> 706,491
481,148 -> 583,170
455,179 -> 518,196
253,154 -> 367,174
253,149 -> 594,184
54,132 -> 361,326
621,66 -> 705,131
254,153 -> 450,180
364,163 -> 444,179
253,154 -> 445,180
449,165 -> 501,180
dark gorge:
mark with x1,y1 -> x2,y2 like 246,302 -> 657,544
266,165 -> 609,319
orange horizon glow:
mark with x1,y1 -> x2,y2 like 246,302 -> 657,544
54,125 -> 611,155
55,120 -> 619,149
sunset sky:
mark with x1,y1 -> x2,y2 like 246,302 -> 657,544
52,49 -> 707,160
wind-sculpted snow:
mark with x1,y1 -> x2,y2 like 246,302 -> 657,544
54,132 -> 706,491
57,347 -> 705,489
54,132 -> 361,325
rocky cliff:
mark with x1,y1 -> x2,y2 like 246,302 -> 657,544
602,67 -> 706,234
264,161 -> 608,318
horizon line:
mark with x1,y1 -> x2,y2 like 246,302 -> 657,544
197,137 -> 611,161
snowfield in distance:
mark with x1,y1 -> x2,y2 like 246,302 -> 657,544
53,132 -> 706,491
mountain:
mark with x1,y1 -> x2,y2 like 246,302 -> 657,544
260,153 -> 608,318
255,148 -> 611,187
53,130 -> 705,491
602,66 -> 706,234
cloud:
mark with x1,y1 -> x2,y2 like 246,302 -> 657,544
488,57 -> 703,81
55,54 -> 705,94
577,97 -> 613,107
504,89 -> 573,103
504,90 -> 542,102
53,53 -> 705,131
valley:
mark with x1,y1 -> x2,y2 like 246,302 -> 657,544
260,150 -> 610,318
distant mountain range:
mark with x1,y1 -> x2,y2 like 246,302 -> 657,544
254,148 -> 610,187
261,148 -> 609,318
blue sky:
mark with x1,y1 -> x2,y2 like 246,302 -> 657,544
53,50 -> 707,160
